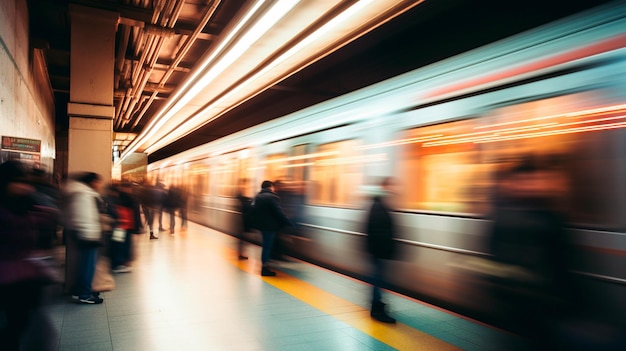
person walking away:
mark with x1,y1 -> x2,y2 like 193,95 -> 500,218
110,182 -> 142,273
139,180 -> 164,240
487,159 -> 577,348
62,172 -> 104,304
163,184 -> 184,235
364,177 -> 398,323
252,180 -> 292,276
0,160 -> 58,350
28,167 -> 61,250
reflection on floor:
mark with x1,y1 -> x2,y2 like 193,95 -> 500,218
37,220 -> 525,351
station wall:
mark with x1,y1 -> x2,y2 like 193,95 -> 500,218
0,0 -> 56,172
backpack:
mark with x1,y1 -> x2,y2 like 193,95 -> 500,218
240,196 -> 259,231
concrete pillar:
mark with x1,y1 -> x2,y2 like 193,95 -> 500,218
67,5 -> 117,184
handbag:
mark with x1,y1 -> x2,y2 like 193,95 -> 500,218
111,228 -> 126,242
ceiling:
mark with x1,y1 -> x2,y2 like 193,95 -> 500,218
27,0 -> 610,164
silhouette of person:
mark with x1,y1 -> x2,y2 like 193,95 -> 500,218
364,176 -> 398,323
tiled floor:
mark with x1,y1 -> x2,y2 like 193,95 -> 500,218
35,220 -> 529,351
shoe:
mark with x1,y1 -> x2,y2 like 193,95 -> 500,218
170,229 -> 175,235
112,265 -> 132,273
150,234 -> 158,240
238,255 -> 248,260
78,295 -> 104,304
261,268 -> 276,277
371,302 -> 396,323
159,227 -> 166,231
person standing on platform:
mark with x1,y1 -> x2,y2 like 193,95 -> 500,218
364,176 -> 398,323
252,180 -> 292,276
0,161 -> 58,350
62,172 -> 104,304
235,178 -> 252,260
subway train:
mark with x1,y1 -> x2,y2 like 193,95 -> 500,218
145,1 -> 626,331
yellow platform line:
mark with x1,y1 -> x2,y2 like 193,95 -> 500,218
221,247 -> 460,351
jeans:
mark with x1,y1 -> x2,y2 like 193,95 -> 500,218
76,246 -> 98,298
111,230 -> 132,268
142,206 -> 155,232
168,207 -> 188,231
260,230 -> 277,265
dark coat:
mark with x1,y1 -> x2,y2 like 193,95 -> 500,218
365,196 -> 396,259
237,192 -> 253,232
252,188 -> 291,231
489,197 -> 568,292
0,200 -> 57,285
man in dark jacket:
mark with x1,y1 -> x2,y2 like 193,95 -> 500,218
365,176 -> 397,323
252,180 -> 291,276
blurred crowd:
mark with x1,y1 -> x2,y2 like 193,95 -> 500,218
0,160 -> 190,350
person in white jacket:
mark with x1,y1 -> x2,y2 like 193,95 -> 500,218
63,172 -> 104,304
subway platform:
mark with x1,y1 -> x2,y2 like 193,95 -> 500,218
40,220 -> 530,351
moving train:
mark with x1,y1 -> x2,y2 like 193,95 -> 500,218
145,1 -> 626,329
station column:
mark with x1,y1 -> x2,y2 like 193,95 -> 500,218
67,5 -> 118,184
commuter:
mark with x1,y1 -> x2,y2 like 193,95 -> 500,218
363,176 -> 398,323
155,181 -> 167,233
139,180 -> 165,240
0,160 -> 58,350
270,180 -> 289,261
163,184 -> 187,234
235,178 -> 252,260
28,167 -> 61,250
109,182 -> 142,273
488,158 -> 572,348
252,180 -> 292,276
62,172 -> 105,304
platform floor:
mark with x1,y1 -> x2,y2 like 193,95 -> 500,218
41,220 -> 530,351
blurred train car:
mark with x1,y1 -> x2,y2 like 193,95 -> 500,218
146,1 -> 626,331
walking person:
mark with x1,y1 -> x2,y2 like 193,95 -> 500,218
62,172 -> 104,304
364,176 -> 398,323
488,158 -> 575,348
109,182 -> 142,273
163,184 -> 186,235
139,180 -> 164,240
0,161 -> 58,350
252,180 -> 292,276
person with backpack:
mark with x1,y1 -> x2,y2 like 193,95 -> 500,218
251,180 -> 292,276
108,182 -> 142,273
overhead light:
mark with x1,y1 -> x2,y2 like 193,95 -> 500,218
120,0 -> 300,161
157,0 -> 387,152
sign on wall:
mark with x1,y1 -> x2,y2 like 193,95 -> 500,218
2,136 -> 41,153
1,136 -> 42,164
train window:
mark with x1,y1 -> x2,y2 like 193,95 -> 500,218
400,120 -> 489,214
189,163 -> 210,196
216,158 -> 237,197
236,150 -> 254,197
400,92 -> 625,228
263,153 -> 288,183
309,140 -> 362,207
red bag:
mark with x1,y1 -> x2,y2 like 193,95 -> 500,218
116,205 -> 135,230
